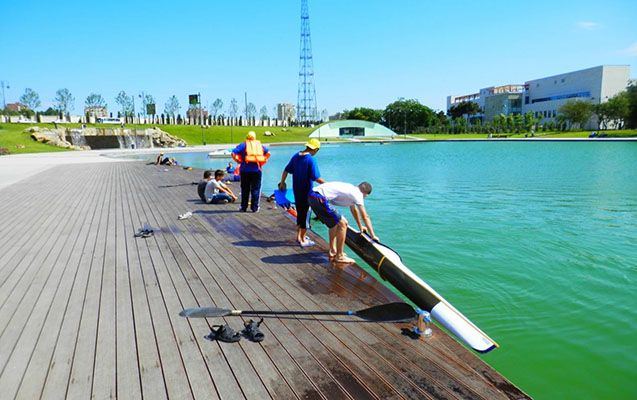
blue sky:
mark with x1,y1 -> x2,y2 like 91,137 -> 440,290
1,0 -> 636,115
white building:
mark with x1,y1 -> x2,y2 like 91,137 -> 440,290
277,103 -> 295,121
523,65 -> 630,128
447,65 -> 631,128
447,84 -> 525,122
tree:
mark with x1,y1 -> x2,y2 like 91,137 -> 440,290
435,111 -> 449,126
523,112 -> 538,132
140,93 -> 155,115
228,98 -> 239,118
41,107 -> 59,116
19,88 -> 41,110
85,93 -> 107,108
210,98 -> 223,117
343,107 -> 383,123
626,84 -> 637,129
447,101 -> 481,119
54,88 -> 74,114
115,91 -> 134,117
245,102 -> 257,119
603,91 -> 630,129
558,100 -> 594,129
260,105 -> 268,119
164,95 -> 180,117
321,109 -> 329,121
383,98 -> 436,134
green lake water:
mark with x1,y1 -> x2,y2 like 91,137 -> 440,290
168,141 -> 637,399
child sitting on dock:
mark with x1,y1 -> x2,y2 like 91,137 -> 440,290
197,170 -> 214,202
309,181 -> 379,264
205,170 -> 238,204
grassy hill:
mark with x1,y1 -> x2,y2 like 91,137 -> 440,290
0,123 -> 316,155
1,122 -> 635,155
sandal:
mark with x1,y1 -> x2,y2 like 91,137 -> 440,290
134,228 -> 154,238
205,324 -> 242,343
134,223 -> 155,238
241,318 -> 265,342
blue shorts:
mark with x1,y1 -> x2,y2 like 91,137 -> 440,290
308,191 -> 341,228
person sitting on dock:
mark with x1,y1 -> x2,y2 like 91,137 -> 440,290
205,170 -> 238,204
309,181 -> 378,264
155,152 -> 166,165
278,138 -> 325,247
197,170 -> 214,202
225,162 -> 241,182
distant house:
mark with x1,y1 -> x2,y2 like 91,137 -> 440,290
5,102 -> 29,112
85,106 -> 108,118
186,107 -> 209,119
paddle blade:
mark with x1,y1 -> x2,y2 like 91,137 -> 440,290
179,307 -> 232,318
355,302 -> 416,322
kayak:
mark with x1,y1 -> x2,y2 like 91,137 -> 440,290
345,227 -> 498,353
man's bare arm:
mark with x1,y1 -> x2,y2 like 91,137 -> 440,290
357,205 -> 378,240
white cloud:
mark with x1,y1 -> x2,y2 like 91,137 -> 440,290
619,42 -> 637,56
576,21 -> 600,30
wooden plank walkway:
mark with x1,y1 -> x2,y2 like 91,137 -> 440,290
0,161 -> 530,399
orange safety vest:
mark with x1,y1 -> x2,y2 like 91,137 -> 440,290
235,140 -> 270,167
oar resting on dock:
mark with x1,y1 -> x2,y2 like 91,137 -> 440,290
180,302 -> 417,322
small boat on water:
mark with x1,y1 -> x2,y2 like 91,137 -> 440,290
345,227 -> 498,353
208,149 -> 232,158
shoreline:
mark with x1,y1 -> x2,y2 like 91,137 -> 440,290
1,136 -> 635,190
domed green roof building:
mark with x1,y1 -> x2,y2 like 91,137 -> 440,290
309,119 -> 397,139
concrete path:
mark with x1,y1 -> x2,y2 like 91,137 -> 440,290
0,145 -> 231,190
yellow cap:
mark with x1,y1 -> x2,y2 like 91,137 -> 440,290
246,131 -> 256,140
305,138 -> 321,150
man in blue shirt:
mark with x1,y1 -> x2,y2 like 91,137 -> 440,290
232,131 -> 270,212
278,138 -> 325,246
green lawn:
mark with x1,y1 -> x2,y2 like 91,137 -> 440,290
1,122 -> 636,156
156,124 -> 315,145
0,123 -> 70,155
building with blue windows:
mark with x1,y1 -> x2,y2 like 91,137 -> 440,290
447,65 -> 631,128
523,65 -> 629,128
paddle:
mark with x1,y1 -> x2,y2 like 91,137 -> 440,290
179,302 -> 416,323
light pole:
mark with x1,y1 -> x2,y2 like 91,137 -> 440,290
138,92 -> 145,123
403,110 -> 407,137
1,81 -> 9,110
199,92 -> 205,146
131,95 -> 136,124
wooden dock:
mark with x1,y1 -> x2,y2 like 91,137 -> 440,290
0,161 -> 529,399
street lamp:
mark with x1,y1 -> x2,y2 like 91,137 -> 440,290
1,81 -> 9,110
138,92 -> 145,122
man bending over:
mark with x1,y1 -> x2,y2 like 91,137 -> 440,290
308,181 -> 378,264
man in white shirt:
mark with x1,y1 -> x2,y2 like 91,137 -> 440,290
309,181 -> 378,264
205,170 -> 238,204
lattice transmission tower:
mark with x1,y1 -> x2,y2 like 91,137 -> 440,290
297,0 -> 317,123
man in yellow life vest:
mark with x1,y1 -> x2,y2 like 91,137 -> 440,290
231,131 -> 271,212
